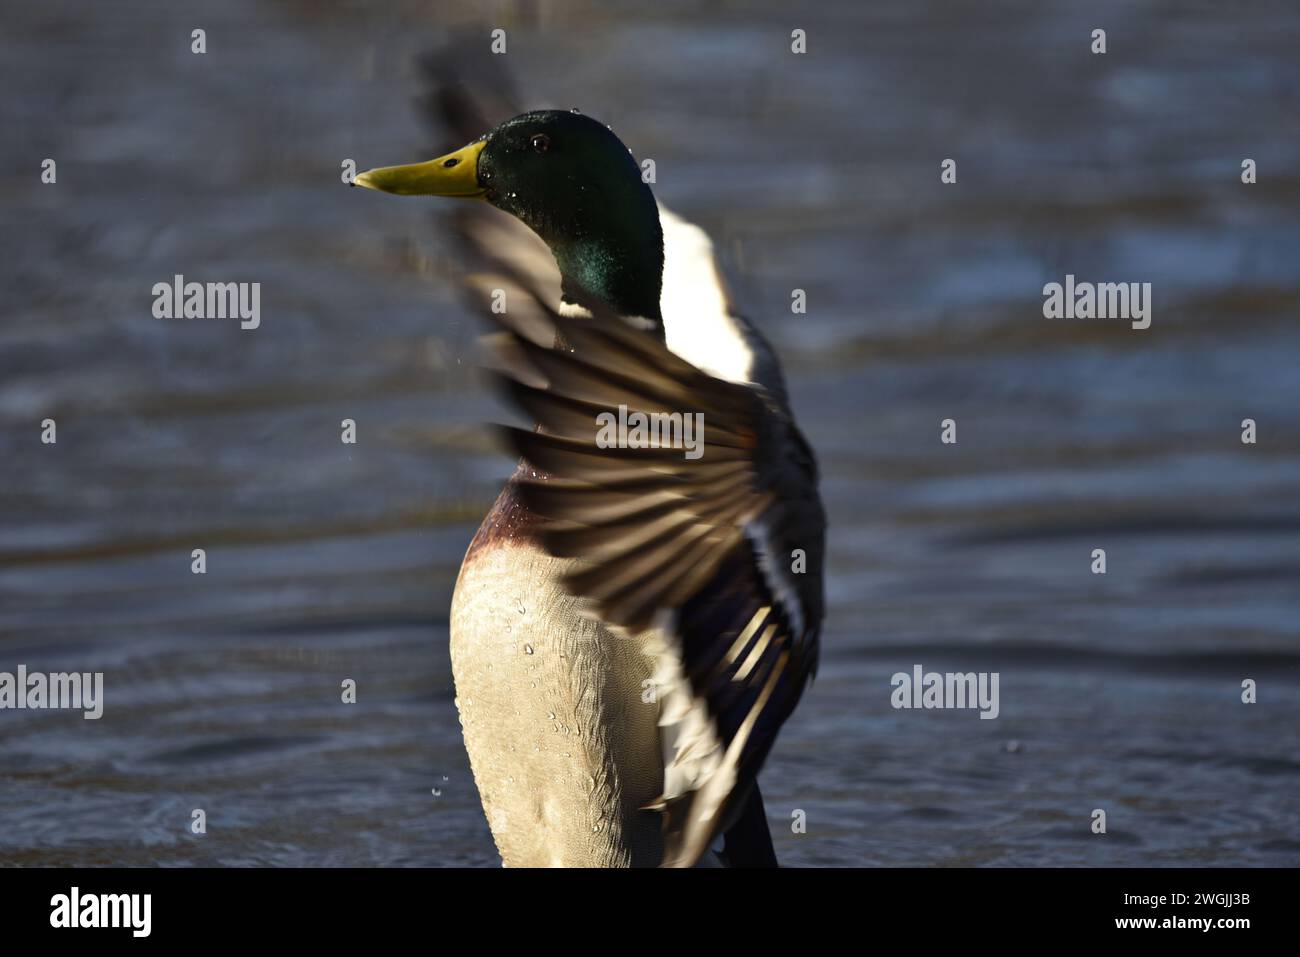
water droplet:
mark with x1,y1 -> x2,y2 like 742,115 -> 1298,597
547,711 -> 556,720
524,644 -> 534,655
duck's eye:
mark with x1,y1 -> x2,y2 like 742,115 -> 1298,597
530,133 -> 551,154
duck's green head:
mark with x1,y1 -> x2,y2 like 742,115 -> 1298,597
356,110 -> 664,323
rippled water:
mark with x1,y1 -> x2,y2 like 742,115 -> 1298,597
2,0 -> 1298,866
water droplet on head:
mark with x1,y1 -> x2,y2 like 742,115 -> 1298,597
524,643 -> 534,655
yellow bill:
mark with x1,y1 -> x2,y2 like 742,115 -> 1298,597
354,139 -> 487,197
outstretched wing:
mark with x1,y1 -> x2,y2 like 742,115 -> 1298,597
481,265 -> 825,867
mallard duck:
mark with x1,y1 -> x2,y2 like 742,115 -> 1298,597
355,106 -> 825,868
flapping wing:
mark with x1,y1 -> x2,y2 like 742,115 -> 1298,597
481,266 -> 825,868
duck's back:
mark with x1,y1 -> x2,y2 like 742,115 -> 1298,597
450,477 -> 665,867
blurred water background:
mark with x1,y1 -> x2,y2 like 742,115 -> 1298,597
1,0 -> 1298,865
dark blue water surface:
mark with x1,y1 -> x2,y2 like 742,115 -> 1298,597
1,0 -> 1297,865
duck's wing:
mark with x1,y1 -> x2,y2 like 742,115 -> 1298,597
480,263 -> 826,868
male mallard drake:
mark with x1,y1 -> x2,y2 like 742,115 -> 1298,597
356,107 -> 825,867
